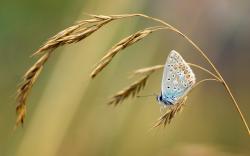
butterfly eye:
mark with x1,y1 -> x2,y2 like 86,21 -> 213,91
167,78 -> 171,81
167,86 -> 170,89
172,74 -> 175,78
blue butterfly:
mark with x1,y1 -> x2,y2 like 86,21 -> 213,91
157,50 -> 196,106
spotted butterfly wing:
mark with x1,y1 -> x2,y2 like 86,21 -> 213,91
161,50 -> 196,105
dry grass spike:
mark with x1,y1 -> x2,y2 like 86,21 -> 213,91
133,65 -> 164,76
91,26 -> 168,78
16,53 -> 50,127
152,97 -> 187,128
33,15 -> 114,56
108,75 -> 150,106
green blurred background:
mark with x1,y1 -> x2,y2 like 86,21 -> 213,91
0,0 -> 250,155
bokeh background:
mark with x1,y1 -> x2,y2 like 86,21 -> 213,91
0,0 -> 250,156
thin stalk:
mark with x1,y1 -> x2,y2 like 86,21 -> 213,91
191,78 -> 219,92
187,63 -> 221,81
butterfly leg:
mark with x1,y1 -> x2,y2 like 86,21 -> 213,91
160,105 -> 167,114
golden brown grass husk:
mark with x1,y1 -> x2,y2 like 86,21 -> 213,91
108,75 -> 150,106
33,15 -> 114,56
90,26 -> 167,78
153,97 -> 187,128
16,53 -> 50,127
108,65 -> 167,106
133,65 -> 164,75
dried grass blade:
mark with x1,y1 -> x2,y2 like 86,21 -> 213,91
133,65 -> 164,76
16,53 -> 50,127
108,75 -> 150,106
91,26 -> 168,78
33,17 -> 113,56
152,97 -> 186,128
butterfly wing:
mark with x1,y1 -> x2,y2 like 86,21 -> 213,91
161,50 -> 196,104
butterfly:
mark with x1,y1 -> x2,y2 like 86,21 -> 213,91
157,50 -> 196,106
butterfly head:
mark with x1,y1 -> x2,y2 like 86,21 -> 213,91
156,92 -> 173,105
156,94 -> 162,102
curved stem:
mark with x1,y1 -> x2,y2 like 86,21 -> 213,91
192,78 -> 219,91
187,78 -> 219,98
187,63 -> 221,81
124,13 -> 250,135
223,82 -> 250,135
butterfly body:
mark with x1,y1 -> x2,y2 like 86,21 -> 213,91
157,50 -> 196,106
